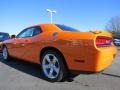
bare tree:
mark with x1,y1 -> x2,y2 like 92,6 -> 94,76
106,16 -> 120,37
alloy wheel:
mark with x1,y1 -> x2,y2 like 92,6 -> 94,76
42,54 -> 60,79
2,47 -> 8,60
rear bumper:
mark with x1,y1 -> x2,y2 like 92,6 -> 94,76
67,46 -> 117,72
93,46 -> 117,72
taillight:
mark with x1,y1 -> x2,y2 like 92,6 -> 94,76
96,36 -> 112,47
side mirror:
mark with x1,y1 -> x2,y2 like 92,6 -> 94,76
11,34 -> 16,39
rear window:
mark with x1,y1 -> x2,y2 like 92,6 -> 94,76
56,24 -> 79,32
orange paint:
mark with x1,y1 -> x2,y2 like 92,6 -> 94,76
3,24 -> 117,72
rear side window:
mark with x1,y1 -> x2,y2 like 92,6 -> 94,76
33,26 -> 42,36
56,24 -> 79,32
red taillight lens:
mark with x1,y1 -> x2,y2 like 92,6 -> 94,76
96,36 -> 112,47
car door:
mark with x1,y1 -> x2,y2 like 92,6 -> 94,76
10,27 -> 35,59
21,26 -> 42,63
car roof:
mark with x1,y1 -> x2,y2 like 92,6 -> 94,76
33,24 -> 62,32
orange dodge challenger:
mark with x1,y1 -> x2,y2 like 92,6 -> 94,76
2,24 -> 117,82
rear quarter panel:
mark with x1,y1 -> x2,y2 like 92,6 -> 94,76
53,32 -> 96,71
53,31 -> 117,72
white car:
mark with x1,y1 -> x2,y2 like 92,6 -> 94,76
114,39 -> 120,46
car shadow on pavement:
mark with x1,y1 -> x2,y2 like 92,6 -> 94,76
0,55 -> 80,82
102,73 -> 120,78
0,57 -> 46,80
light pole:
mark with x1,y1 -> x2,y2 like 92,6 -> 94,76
46,9 -> 56,24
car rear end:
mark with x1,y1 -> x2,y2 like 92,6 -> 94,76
72,31 -> 117,72
56,30 -> 117,73
92,31 -> 117,72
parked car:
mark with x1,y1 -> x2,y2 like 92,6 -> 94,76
0,32 -> 10,52
113,38 -> 120,46
2,24 -> 117,82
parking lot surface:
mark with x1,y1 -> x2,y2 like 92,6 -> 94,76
0,51 -> 120,90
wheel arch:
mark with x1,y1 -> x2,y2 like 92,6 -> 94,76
40,46 -> 69,70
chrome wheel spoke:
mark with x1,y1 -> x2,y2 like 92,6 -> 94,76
52,56 -> 57,64
45,55 -> 51,63
2,48 -> 8,60
49,68 -> 54,77
53,66 -> 59,74
43,64 -> 50,69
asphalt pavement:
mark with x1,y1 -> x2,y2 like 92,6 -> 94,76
0,51 -> 120,90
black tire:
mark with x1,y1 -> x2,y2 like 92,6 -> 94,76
41,50 -> 67,82
2,46 -> 10,61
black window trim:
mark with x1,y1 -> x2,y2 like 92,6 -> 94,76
33,26 -> 42,36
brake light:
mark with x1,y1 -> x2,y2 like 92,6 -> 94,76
96,36 -> 112,47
